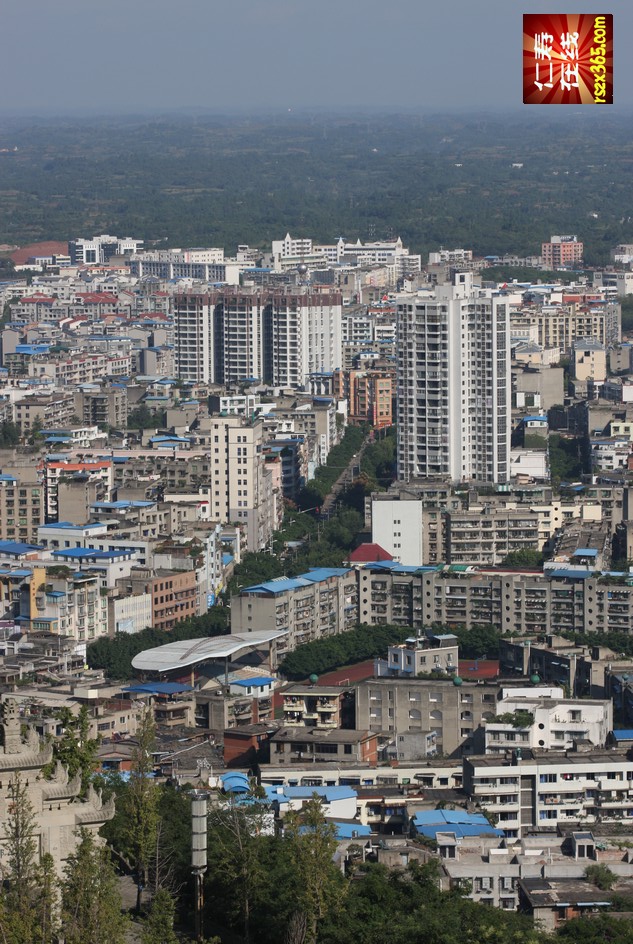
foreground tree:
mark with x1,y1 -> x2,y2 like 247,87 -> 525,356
141,888 -> 179,944
127,706 -> 159,913
283,798 -> 344,944
61,829 -> 127,944
3,772 -> 38,932
43,705 -> 100,796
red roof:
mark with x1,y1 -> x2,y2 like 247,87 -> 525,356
20,295 -> 56,304
349,543 -> 393,563
75,293 -> 117,304
458,659 -> 499,680
10,241 -> 68,266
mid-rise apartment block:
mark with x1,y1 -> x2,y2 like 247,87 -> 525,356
230,567 -> 358,652
483,689 -> 612,754
541,235 -> 583,269
464,748 -> 633,838
355,677 -> 502,757
0,473 -> 45,544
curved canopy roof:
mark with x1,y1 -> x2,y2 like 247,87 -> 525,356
131,630 -> 287,674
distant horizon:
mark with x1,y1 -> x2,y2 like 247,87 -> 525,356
1,105 -> 633,122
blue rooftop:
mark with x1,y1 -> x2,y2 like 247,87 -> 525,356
52,547 -> 130,560
573,548 -> 598,556
124,682 -> 192,695
232,677 -> 275,688
611,729 -> 633,740
0,541 -> 42,556
412,809 -> 503,839
265,785 -> 357,804
331,821 -> 372,840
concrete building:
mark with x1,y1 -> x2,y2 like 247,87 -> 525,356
499,635 -> 633,698
464,748 -> 633,839
68,234 -> 143,265
512,301 -> 620,353
513,364 -> 565,411
374,633 -> 459,678
541,235 -> 583,269
572,338 -> 607,382
174,287 -> 343,388
396,273 -> 511,484
355,676 -> 503,757
357,561 -> 633,638
74,384 -> 128,429
230,567 -> 358,652
269,727 -> 378,766
281,685 -> 349,729
126,567 -> 198,632
483,690 -> 612,754
0,697 -> 115,877
0,472 -> 45,544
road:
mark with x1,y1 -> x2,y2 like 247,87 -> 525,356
320,433 -> 372,516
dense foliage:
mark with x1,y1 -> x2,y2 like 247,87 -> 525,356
548,433 -> 586,485
0,421 -> 20,447
279,624 -> 411,680
86,607 -> 228,679
0,112 -> 632,264
501,549 -> 545,569
126,404 -> 168,430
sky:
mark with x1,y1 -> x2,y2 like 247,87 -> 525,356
1,0 -> 632,113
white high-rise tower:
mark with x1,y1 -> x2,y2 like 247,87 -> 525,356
396,272 -> 510,484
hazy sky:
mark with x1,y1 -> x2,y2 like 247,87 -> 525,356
2,0 -> 632,113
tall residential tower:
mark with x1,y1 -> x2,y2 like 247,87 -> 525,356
396,272 -> 511,484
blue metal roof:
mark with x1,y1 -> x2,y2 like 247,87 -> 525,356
331,821 -> 372,839
412,810 -> 503,839
303,567 -> 352,582
244,577 -> 313,595
265,785 -> 357,804
0,541 -> 42,555
124,682 -> 192,695
232,677 -> 275,688
52,547 -> 129,560
573,549 -> 598,556
611,729 -> 633,740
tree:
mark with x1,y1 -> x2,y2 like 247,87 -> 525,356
3,772 -> 38,923
206,797 -> 271,944
33,853 -> 59,944
61,829 -> 128,944
282,798 -> 344,944
501,549 -> 545,569
584,863 -> 617,891
141,888 -> 178,944
43,705 -> 100,796
126,706 -> 159,913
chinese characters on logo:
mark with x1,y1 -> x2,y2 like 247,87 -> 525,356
523,14 -> 613,104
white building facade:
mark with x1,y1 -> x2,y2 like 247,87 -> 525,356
396,273 -> 511,484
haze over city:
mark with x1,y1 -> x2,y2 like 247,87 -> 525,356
2,0 -> 632,113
